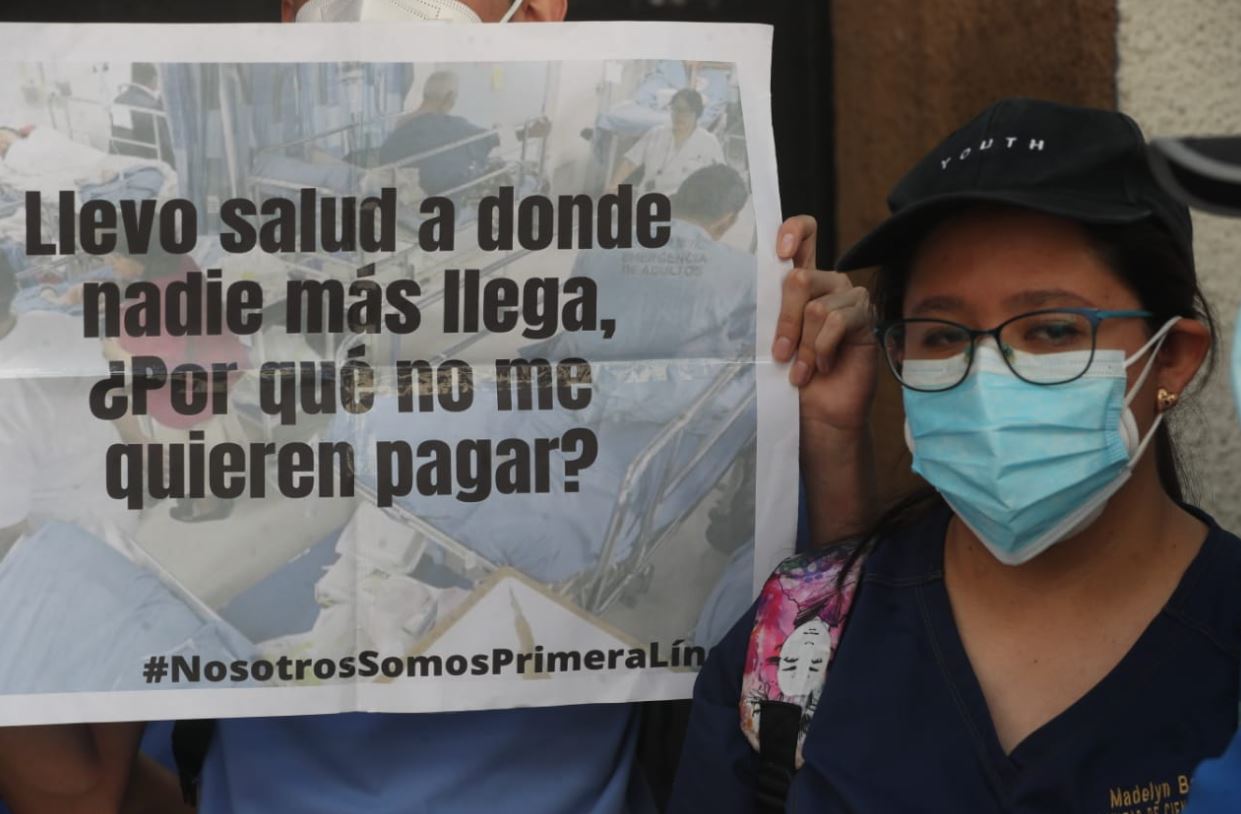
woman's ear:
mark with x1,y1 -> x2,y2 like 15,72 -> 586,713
514,0 -> 568,22
1156,318 -> 1212,398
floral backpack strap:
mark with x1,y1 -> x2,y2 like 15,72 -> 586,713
739,544 -> 865,811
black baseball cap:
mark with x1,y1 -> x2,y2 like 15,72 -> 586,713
1148,136 -> 1241,218
836,97 -> 1194,270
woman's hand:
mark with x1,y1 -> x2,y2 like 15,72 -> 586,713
773,216 -> 879,542
773,215 -> 878,434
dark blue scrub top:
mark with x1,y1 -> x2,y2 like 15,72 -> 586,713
670,504 -> 1241,814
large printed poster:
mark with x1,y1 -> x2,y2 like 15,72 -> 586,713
0,22 -> 796,723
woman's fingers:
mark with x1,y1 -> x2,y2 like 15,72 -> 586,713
789,287 -> 873,385
812,287 -> 873,374
774,215 -> 817,363
774,267 -> 855,364
779,269 -> 862,377
776,215 -> 818,269
793,290 -> 852,384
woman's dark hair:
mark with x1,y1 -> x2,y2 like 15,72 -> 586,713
834,206 -> 1217,574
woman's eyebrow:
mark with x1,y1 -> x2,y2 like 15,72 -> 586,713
1003,289 -> 1095,309
909,295 -> 965,316
909,289 -> 1097,317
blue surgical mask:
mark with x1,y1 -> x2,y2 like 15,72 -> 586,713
902,319 -> 1178,565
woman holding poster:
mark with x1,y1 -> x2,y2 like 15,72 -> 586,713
0,7 -> 870,814
672,98 -> 1241,813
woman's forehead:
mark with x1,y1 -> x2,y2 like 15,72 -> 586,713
904,209 -> 1131,310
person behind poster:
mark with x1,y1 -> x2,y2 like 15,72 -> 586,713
0,9 -> 879,814
671,98 -> 1241,813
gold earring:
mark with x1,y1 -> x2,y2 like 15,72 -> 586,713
1157,388 -> 1180,413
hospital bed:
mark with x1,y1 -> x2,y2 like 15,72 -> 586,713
0,124 -> 178,279
106,89 -> 175,163
9,254 -> 114,317
334,353 -> 757,609
575,362 -> 756,614
45,86 -> 175,164
0,521 -> 252,695
41,85 -> 176,162
34,89 -> 178,196
244,109 -> 549,277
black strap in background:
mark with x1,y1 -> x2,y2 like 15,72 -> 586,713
755,700 -> 801,814
171,718 -> 217,806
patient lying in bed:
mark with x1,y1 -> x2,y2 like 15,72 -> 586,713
0,125 -> 177,199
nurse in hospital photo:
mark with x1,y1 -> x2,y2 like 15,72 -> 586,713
671,97 -> 1241,813
608,88 -> 724,195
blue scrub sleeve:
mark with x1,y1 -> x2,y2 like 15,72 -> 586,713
667,603 -> 761,814
1184,730 -> 1241,813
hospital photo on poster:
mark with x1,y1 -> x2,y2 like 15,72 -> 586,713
0,29 -> 791,722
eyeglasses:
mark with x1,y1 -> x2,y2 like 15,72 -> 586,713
876,308 -> 1153,392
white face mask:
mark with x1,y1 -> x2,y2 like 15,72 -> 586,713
296,0 -> 522,23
